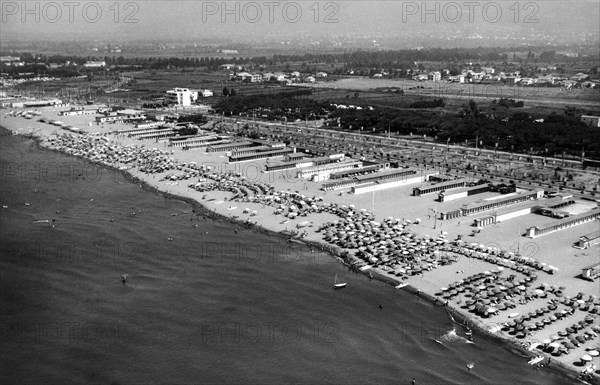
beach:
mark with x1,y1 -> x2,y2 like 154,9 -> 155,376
1,105 -> 599,384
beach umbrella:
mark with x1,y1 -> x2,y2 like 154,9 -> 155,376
563,341 -> 576,350
588,350 -> 599,357
577,335 -> 587,344
581,355 -> 593,362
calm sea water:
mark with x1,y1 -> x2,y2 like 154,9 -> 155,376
0,129 -> 577,385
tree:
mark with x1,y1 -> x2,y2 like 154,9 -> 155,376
469,99 -> 478,116
222,87 -> 230,97
229,88 -> 237,97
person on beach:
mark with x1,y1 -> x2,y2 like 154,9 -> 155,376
411,379 -> 416,385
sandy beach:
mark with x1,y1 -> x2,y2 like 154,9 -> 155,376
2,105 -> 599,382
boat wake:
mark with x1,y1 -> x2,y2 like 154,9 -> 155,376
440,328 -> 474,344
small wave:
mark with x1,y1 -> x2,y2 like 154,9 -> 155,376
440,328 -> 474,344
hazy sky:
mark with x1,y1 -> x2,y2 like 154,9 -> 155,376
1,1 -> 598,42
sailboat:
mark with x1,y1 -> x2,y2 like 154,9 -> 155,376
333,274 -> 346,289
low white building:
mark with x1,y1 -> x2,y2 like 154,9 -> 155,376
83,61 -> 106,68
581,115 -> 600,127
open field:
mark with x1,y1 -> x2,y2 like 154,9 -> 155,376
302,78 -> 600,114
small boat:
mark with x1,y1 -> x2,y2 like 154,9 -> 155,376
121,274 -> 128,283
395,283 -> 409,289
466,363 -> 474,370
333,274 -> 346,289
528,356 -> 544,365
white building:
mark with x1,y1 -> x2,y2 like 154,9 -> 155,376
199,89 -> 213,97
428,71 -> 441,82
165,88 -> 195,106
233,72 -> 262,83
83,61 -> 106,68
581,115 -> 600,127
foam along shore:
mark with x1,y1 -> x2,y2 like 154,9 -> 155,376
2,107 -> 599,382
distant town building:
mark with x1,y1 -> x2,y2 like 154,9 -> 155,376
428,71 -> 441,82
0,56 -> 20,62
83,61 -> 106,68
580,115 -> 600,127
220,64 -> 242,70
316,72 -> 328,78
233,72 -> 262,83
449,74 -> 465,83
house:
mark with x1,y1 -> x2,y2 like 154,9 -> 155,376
220,64 -> 241,70
449,74 -> 465,83
305,76 -> 316,83
414,74 -> 428,81
373,73 -> 383,78
571,72 -> 589,81
83,61 -> 106,68
428,71 -> 441,82
481,67 -> 495,74
503,76 -> 518,85
316,72 -> 328,78
559,80 -> 578,88
518,78 -> 534,86
290,71 -> 301,78
199,89 -> 213,97
469,71 -> 486,81
580,115 -> 600,127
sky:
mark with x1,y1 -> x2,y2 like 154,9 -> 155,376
1,1 -> 599,43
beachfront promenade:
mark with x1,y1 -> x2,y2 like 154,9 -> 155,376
3,107 -> 599,380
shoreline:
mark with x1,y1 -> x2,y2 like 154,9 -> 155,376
1,121 -> 597,384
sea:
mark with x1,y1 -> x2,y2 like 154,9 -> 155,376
0,128 -> 578,385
